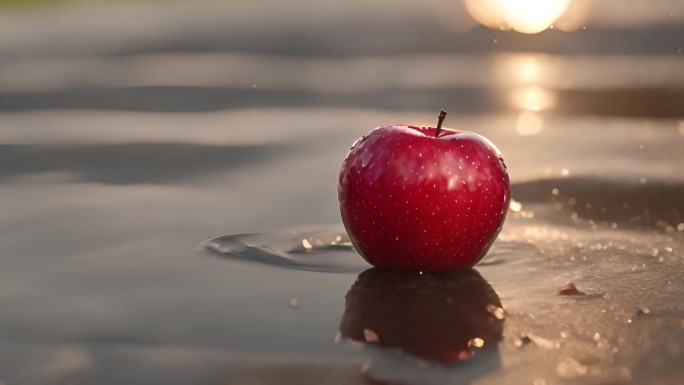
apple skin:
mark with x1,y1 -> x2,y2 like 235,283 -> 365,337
338,124 -> 510,272
339,268 -> 503,364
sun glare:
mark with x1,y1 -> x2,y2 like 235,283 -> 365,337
465,0 -> 573,34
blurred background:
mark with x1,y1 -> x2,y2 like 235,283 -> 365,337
0,1 -> 682,384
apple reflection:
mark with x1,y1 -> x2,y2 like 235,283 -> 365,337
339,268 -> 504,365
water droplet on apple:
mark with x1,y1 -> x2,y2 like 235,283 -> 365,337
360,150 -> 373,167
498,157 -> 508,174
350,137 -> 364,150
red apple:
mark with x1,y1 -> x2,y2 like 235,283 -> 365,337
338,110 -> 510,272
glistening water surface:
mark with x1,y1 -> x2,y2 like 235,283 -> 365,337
0,1 -> 683,384
200,190 -> 684,385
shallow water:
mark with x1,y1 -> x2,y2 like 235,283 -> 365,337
0,1 -> 683,384
197,200 -> 684,385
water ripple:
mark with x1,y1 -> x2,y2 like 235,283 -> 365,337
200,229 -> 367,273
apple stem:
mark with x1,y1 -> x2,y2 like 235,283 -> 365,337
435,109 -> 447,137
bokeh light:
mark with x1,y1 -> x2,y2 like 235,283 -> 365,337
515,111 -> 544,135
510,85 -> 557,111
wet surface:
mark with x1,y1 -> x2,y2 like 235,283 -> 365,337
0,1 -> 683,384
2,87 -> 682,118
0,143 -> 292,184
202,230 -> 361,273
